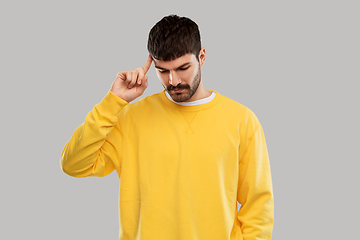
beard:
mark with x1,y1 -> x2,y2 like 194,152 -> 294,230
165,66 -> 202,102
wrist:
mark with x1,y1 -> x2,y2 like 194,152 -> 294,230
96,90 -> 129,119
109,90 -> 131,103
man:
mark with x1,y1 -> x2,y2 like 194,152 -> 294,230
61,14 -> 274,240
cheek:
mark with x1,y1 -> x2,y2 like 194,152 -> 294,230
185,69 -> 198,81
179,69 -> 197,82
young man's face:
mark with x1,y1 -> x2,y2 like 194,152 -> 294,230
153,50 -> 205,102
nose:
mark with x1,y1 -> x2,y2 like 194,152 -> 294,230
169,71 -> 182,86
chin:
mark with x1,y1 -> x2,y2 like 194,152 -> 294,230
170,92 -> 191,102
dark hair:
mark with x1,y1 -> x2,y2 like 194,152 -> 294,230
147,15 -> 202,61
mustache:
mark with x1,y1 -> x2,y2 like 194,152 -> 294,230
167,84 -> 190,91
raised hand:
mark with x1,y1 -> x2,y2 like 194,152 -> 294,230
111,55 -> 153,103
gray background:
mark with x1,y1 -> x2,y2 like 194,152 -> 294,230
1,0 -> 359,239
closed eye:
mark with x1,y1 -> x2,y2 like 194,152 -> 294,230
178,66 -> 190,71
157,65 -> 191,73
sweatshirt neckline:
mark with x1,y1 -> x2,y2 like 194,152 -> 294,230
159,90 -> 221,112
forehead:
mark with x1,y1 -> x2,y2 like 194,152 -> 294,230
154,53 -> 196,70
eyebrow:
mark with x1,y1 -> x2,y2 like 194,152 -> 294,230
155,62 -> 192,71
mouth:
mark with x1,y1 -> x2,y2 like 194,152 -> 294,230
172,88 -> 185,93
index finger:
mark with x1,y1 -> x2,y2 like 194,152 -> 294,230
142,55 -> 153,74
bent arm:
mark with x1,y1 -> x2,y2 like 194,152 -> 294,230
60,90 -> 128,177
237,124 -> 274,240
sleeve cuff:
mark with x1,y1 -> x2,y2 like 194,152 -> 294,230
95,90 -> 129,118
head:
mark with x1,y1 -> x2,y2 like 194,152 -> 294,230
148,15 -> 206,102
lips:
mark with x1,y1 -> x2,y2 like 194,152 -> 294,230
172,88 -> 184,93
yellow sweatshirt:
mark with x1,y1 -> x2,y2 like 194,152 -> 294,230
61,90 -> 274,240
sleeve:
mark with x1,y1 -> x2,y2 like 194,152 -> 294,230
60,90 -> 128,178
237,124 -> 274,240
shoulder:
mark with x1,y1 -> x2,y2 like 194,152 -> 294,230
216,91 -> 260,126
120,92 -> 163,117
215,92 -> 264,143
131,92 -> 162,107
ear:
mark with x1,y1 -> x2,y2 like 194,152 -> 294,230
198,48 -> 206,67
